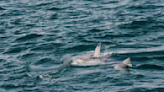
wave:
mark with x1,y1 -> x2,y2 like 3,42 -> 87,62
31,42 -> 64,51
0,6 -> 5,10
136,64 -> 164,70
4,46 -> 27,54
49,13 -> 58,20
15,33 -> 43,42
48,7 -> 61,11
127,87 -> 164,92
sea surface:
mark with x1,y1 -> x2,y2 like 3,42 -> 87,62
1,0 -> 164,92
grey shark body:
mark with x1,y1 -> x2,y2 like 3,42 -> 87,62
71,42 -> 107,66
114,58 -> 132,71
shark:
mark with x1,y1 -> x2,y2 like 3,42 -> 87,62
71,42 -> 109,66
114,57 -> 132,71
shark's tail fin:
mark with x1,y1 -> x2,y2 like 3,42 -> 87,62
92,42 -> 101,58
122,57 -> 132,67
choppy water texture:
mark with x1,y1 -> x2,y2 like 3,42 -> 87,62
1,0 -> 164,92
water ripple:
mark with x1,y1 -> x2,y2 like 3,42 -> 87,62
136,64 -> 164,70
1,0 -> 164,91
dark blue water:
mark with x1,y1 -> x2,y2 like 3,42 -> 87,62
1,0 -> 164,91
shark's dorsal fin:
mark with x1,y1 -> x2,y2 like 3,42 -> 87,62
122,57 -> 132,67
92,42 -> 101,58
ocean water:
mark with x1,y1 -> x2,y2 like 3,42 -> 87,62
1,0 -> 164,92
